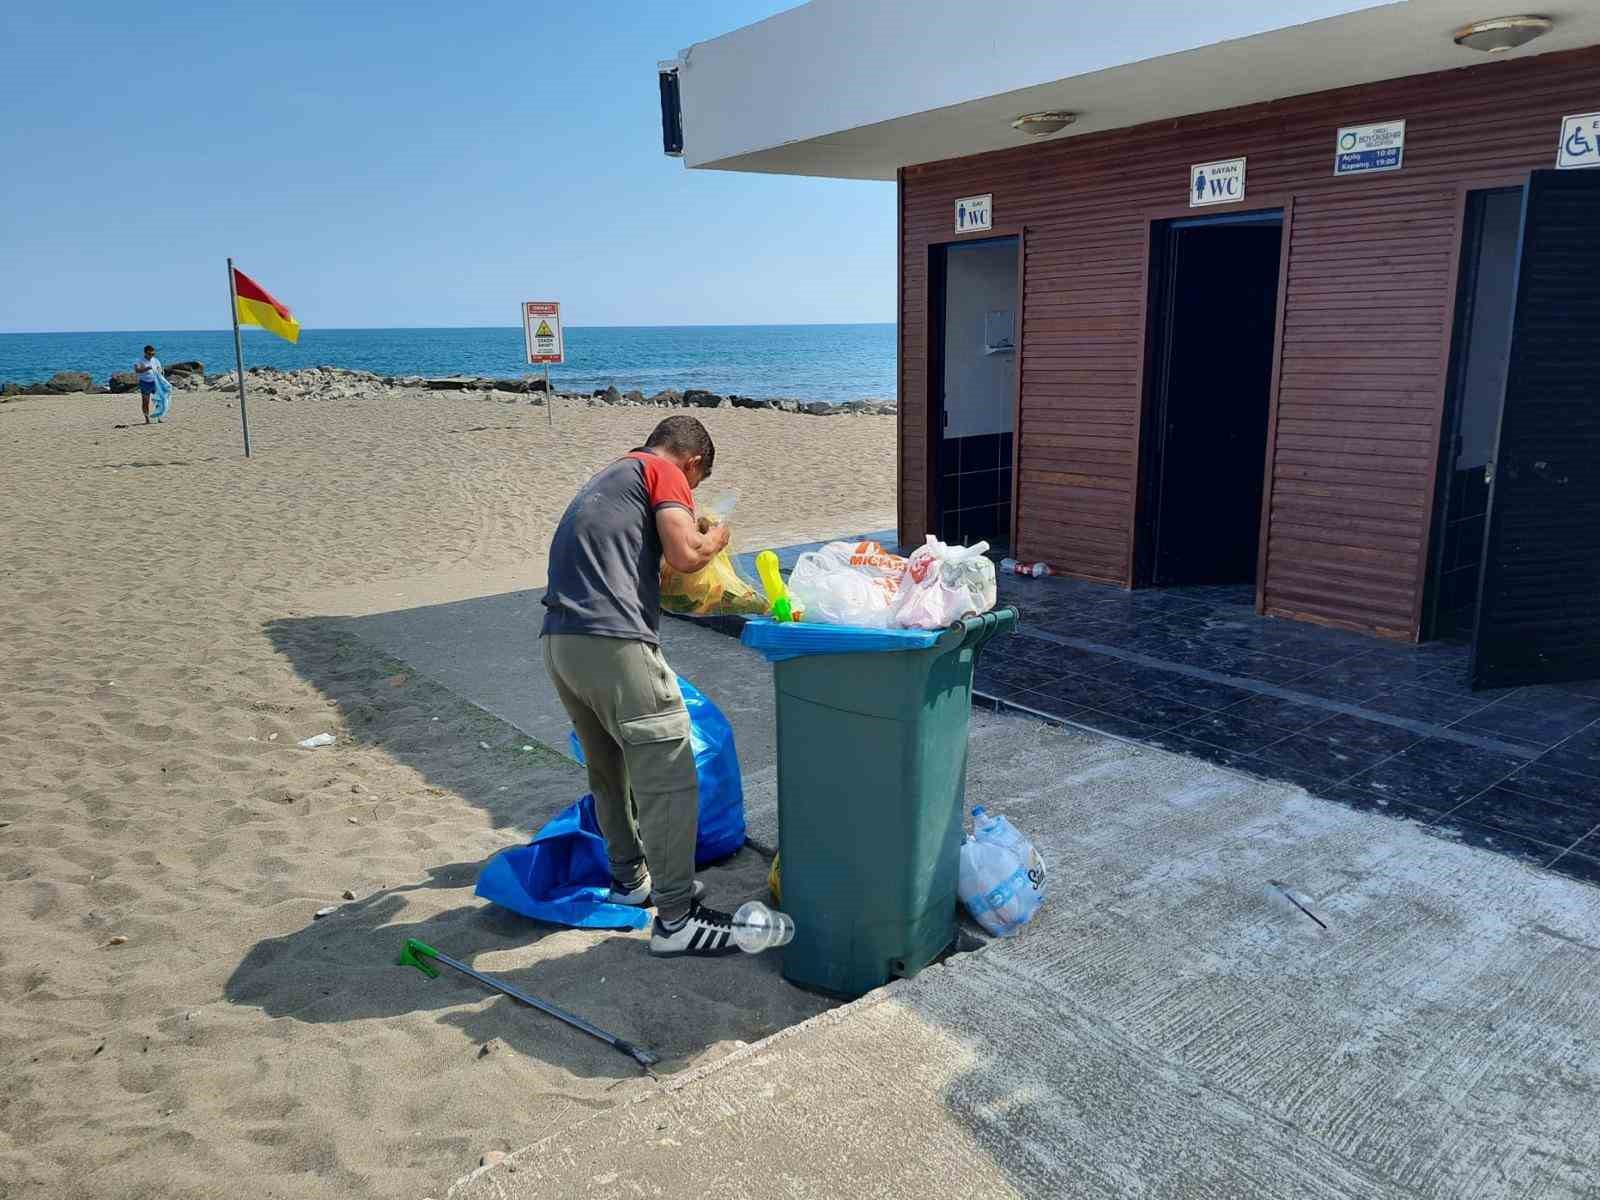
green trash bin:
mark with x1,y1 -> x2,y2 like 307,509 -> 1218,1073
753,608 -> 1017,998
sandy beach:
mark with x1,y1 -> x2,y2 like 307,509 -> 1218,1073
0,381 -> 895,1198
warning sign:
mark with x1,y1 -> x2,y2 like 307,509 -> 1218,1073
523,300 -> 563,364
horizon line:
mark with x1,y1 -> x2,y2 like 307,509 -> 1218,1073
0,320 -> 898,337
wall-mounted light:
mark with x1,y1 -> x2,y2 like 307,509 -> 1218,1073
1011,111 -> 1078,136
1452,15 -> 1554,52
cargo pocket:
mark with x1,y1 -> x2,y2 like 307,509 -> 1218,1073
617,707 -> 696,799
618,709 -> 691,746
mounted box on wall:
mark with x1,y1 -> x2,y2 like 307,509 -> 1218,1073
984,308 -> 1015,354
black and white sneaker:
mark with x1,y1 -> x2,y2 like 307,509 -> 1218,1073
606,875 -> 706,908
649,901 -> 740,957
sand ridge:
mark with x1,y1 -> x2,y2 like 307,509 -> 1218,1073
0,384 -> 894,1198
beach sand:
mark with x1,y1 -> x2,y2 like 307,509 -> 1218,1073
0,383 -> 895,1198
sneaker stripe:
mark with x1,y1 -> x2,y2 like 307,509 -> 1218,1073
687,928 -> 705,952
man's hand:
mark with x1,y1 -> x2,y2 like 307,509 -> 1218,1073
658,507 -> 729,574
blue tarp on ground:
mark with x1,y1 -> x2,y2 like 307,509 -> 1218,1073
740,618 -> 941,662
474,676 -> 746,930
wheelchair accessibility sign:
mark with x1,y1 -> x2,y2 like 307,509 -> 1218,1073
1557,112 -> 1600,169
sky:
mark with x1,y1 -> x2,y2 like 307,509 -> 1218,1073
0,1 -> 895,332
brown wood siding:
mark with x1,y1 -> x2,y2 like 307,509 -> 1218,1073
898,46 -> 1600,637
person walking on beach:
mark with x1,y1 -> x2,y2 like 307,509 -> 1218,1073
541,415 -> 739,957
134,345 -> 169,423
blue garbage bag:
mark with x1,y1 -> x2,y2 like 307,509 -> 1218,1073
474,675 -> 746,928
474,793 -> 649,929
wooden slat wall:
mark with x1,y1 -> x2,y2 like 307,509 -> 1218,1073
898,46 -> 1600,636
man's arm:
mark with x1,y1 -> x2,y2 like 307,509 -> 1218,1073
657,507 -> 730,574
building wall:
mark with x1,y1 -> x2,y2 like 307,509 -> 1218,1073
897,46 -> 1600,639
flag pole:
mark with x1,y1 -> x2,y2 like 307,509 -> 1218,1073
226,257 -> 252,458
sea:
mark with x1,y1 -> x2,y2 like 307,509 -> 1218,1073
0,324 -> 897,404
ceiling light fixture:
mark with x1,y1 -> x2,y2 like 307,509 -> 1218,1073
1452,15 -> 1554,52
1011,111 -> 1078,136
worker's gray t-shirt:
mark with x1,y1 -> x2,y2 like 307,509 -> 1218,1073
541,450 -> 694,645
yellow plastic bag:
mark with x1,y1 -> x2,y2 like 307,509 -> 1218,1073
768,852 -> 781,906
659,517 -> 768,617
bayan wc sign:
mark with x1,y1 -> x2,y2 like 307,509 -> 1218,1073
1190,158 -> 1245,207
523,300 -> 564,364
954,193 -> 992,234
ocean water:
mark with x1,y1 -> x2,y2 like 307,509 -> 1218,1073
0,324 -> 897,404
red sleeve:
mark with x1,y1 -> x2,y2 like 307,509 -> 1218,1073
629,452 -> 693,512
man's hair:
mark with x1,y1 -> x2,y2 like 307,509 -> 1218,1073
645,415 -> 715,478
144,345 -> 155,354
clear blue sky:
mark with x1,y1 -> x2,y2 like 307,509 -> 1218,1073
0,2 -> 895,332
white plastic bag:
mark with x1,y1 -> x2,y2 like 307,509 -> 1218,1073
890,536 -> 999,629
787,540 -> 907,627
958,806 -> 1046,937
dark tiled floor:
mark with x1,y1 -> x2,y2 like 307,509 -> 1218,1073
979,574 -> 1600,888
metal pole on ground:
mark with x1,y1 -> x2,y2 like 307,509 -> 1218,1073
545,362 -> 551,427
226,257 -> 251,458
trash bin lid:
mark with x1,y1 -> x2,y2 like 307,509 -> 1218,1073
740,618 -> 941,663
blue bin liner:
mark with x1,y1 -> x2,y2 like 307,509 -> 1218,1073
475,675 -> 746,929
740,618 -> 941,662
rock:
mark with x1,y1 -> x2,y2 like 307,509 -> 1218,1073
341,889 -> 356,900
731,395 -> 773,410
425,377 -> 474,390
478,741 -> 490,750
647,388 -> 682,407
108,372 -> 140,393
106,935 -> 128,947
28,371 -> 95,395
603,386 -> 624,405
804,401 -> 834,416
0,382 -> 22,398
683,389 -> 724,408
480,1151 -> 508,1169
313,906 -> 338,919
350,782 -> 364,794
163,361 -> 204,388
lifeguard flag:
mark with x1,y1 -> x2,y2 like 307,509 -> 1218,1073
232,268 -> 300,343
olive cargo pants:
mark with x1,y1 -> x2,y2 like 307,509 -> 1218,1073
542,634 -> 699,921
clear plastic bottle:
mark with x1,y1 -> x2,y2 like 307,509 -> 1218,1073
732,901 -> 796,954
999,558 -> 1052,578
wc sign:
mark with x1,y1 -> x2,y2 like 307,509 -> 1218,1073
1190,157 -> 1246,207
954,193 -> 993,233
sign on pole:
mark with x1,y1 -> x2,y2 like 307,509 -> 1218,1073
523,300 -> 564,363
954,194 -> 993,234
1334,120 -> 1405,176
1557,112 -> 1600,169
1190,158 -> 1246,207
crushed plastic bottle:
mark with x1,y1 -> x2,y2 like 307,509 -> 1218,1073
732,901 -> 796,954
999,558 -> 1053,578
960,807 -> 1048,936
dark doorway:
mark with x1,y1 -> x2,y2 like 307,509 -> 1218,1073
929,236 -> 1019,554
1470,168 -> 1600,689
1425,188 -> 1522,643
1138,212 -> 1284,588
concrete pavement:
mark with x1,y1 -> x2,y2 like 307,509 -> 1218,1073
447,712 -> 1600,1199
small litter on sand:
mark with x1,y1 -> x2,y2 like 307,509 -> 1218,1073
313,906 -> 338,919
299,733 -> 336,749
105,935 -> 127,947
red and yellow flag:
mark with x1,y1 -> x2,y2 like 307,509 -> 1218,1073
232,267 -> 300,343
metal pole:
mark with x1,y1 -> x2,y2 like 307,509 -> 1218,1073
545,362 -> 552,427
226,257 -> 251,458
398,939 -> 657,1068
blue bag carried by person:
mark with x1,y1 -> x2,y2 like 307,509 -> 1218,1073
475,675 -> 746,929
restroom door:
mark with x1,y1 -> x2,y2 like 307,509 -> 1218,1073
1470,169 -> 1600,688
